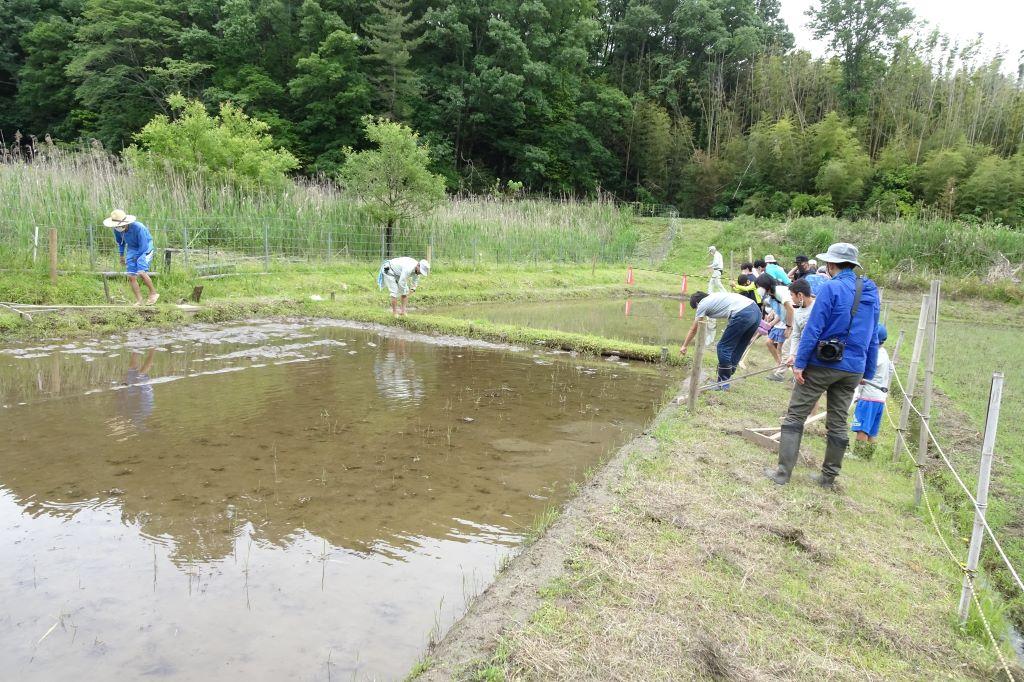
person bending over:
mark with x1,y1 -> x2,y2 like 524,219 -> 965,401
104,209 -> 158,305
680,291 -> 761,389
378,257 -> 430,316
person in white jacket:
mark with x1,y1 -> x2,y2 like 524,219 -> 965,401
850,324 -> 892,460
378,257 -> 430,316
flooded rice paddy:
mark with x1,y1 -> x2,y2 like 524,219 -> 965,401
0,320 -> 672,680
440,297 -> 694,348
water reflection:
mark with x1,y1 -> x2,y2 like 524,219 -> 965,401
0,321 -> 671,680
374,338 -> 425,405
107,349 -> 156,439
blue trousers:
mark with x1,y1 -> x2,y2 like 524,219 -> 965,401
716,304 -> 760,382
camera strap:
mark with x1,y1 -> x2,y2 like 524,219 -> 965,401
844,276 -> 864,341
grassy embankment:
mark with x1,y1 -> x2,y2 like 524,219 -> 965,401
415,217 -> 1023,680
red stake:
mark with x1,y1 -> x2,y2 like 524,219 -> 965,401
626,266 -> 634,285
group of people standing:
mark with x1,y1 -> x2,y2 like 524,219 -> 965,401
680,242 -> 892,489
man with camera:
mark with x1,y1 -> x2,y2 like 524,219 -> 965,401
764,243 -> 881,489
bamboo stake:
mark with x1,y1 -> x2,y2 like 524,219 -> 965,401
893,295 -> 929,463
957,372 -> 1003,623
914,280 -> 940,505
48,228 -> 58,284
687,318 -> 708,414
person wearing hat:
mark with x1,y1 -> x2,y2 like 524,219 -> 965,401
787,255 -> 813,281
104,209 -> 158,305
707,245 -> 726,293
377,256 -> 430,316
850,324 -> 892,460
763,254 -> 791,285
765,242 -> 880,489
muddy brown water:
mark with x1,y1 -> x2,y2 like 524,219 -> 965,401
0,320 -> 672,680
438,297 -> 694,347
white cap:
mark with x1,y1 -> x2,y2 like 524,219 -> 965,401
764,254 -> 777,264
418,259 -> 430,275
708,245 -> 717,253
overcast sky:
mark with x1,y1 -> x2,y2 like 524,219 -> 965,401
779,0 -> 1024,68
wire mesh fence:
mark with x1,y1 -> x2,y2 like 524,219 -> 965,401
0,215 -> 643,275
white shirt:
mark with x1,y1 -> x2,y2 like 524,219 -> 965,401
709,251 -> 723,272
787,299 -> 815,361
760,284 -> 792,329
859,347 -> 891,402
387,257 -> 420,291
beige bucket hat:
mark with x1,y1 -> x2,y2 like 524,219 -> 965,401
103,208 -> 136,229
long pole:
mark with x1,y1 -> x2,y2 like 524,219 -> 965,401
263,223 -> 270,272
893,295 -> 930,463
890,330 -> 905,365
687,318 -> 708,414
183,225 -> 190,271
33,226 -> 39,263
88,224 -> 97,272
914,280 -> 940,505
48,228 -> 58,284
957,372 -> 1004,623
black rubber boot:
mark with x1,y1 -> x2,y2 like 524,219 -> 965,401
811,435 -> 848,488
764,423 -> 802,485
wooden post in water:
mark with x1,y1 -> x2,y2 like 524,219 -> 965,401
48,228 -> 58,284
914,280 -> 940,506
957,372 -> 1003,624
687,317 -> 708,414
893,295 -> 929,463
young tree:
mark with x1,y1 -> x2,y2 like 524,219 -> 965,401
339,116 -> 446,258
362,0 -> 423,120
123,94 -> 299,188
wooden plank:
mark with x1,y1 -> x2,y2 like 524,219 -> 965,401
742,428 -> 781,450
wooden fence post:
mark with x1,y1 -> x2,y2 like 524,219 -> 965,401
33,226 -> 40,263
893,295 -> 930,463
890,330 -> 905,365
914,280 -> 940,506
687,317 -> 708,414
48,228 -> 58,284
957,372 -> 1004,623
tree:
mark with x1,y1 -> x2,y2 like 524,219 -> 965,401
362,0 -> 423,120
123,94 -> 299,189
808,0 -> 915,115
339,116 -> 446,258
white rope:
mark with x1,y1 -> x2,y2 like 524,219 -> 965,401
697,363 -> 786,392
889,372 -> 1024,597
886,403 -> 1018,682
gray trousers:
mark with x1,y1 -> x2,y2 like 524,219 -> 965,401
782,365 -> 862,439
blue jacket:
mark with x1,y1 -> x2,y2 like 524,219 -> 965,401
113,221 -> 153,257
765,263 -> 791,285
795,269 -> 880,379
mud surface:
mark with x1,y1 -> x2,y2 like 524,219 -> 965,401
0,320 -> 671,680
438,297 -> 693,347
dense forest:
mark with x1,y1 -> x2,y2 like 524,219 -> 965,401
2,0 -> 1023,223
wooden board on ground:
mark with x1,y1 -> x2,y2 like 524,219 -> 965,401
742,411 -> 828,451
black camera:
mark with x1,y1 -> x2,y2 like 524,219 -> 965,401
816,339 -> 846,362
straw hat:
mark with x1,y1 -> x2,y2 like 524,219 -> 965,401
103,209 -> 136,229
764,254 -> 777,264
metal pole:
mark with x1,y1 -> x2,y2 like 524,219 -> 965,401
893,295 -> 929,463
48,228 -> 58,284
183,225 -> 190,271
914,280 -> 940,505
957,372 -> 1004,623
263,223 -> 270,272
687,318 -> 708,414
88,224 -> 97,272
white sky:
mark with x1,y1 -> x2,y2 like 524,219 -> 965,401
780,0 -> 1024,68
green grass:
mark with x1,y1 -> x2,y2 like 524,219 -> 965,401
476,347 -> 1020,679
0,150 -> 640,267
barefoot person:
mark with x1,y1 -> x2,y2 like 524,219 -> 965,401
377,257 -> 430,316
104,209 -> 158,305
680,291 -> 761,390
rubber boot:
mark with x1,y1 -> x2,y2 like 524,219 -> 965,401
764,423 -> 802,485
811,435 -> 848,488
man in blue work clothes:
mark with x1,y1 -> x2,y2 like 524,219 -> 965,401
764,243 -> 880,488
104,209 -> 159,305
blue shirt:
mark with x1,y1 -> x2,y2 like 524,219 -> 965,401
765,263 -> 791,285
803,273 -> 828,294
113,221 -> 154,257
795,269 -> 880,379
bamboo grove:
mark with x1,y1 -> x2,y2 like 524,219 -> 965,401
1,0 -> 1023,223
